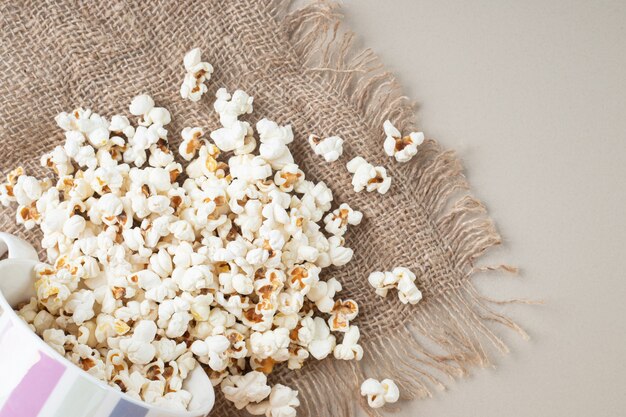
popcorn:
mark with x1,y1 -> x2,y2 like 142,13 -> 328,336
346,156 -> 392,194
307,278 -> 341,313
4,84 -> 368,412
323,203 -> 362,236
328,299 -> 358,332
256,119 -> 294,169
360,378 -> 400,408
191,335 -> 230,371
394,267 -> 422,305
180,48 -> 214,102
306,317 -> 336,360
383,120 -> 424,163
179,127 -> 205,161
119,320 -> 157,365
214,88 -> 254,127
210,121 -> 250,153
247,384 -> 300,417
367,271 -> 397,298
367,267 -> 423,305
129,94 -> 154,117
249,328 -> 290,360
14,175 -> 43,205
308,134 -> 344,162
221,371 -> 271,410
333,325 -> 363,361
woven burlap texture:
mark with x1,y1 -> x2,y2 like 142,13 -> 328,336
0,1 -> 527,416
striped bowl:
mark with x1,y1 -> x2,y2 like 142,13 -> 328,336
0,234 -> 214,417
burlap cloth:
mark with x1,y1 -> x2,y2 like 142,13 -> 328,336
0,1 -> 527,416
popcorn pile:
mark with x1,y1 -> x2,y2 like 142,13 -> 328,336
0,46 -> 428,414
1,88 -> 366,414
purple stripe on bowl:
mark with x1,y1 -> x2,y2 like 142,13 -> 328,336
0,351 -> 65,417
108,398 -> 148,417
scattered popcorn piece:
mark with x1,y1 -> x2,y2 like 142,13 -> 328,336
346,156 -> 392,194
383,120 -> 424,163
180,48 -> 214,102
367,267 -> 423,305
308,134 -> 343,162
360,378 -> 400,408
393,267 -> 422,305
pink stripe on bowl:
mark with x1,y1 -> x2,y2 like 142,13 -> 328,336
0,350 -> 65,417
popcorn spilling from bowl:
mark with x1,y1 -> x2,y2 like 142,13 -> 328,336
0,87 -> 370,413
0,48 -> 427,414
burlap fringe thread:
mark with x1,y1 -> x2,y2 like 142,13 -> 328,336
221,2 -> 529,417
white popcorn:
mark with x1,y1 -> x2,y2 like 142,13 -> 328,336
368,267 -> 422,305
214,88 -> 254,127
229,154 -> 272,183
119,320 -> 158,365
43,328 -> 67,355
247,384 -> 300,417
157,298 -> 192,338
393,267 -> 422,305
14,175 -> 43,205
360,378 -> 400,408
145,107 -> 171,126
221,371 -> 271,410
180,48 -> 213,102
249,328 -> 290,360
367,271 -> 397,298
129,94 -> 154,116
191,335 -> 230,371
383,120 -> 424,163
210,121 -> 249,153
308,134 -> 344,162
2,85 -> 371,411
333,325 -> 363,361
306,317 -> 336,360
323,203 -> 362,236
179,127 -> 205,161
64,289 -> 96,325
307,278 -> 341,313
327,235 -> 353,267
256,119 -> 294,169
328,299 -> 358,332
60,214 -> 86,239
274,164 -> 303,193
346,156 -> 392,194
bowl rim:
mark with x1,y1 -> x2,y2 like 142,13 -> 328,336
0,257 -> 215,417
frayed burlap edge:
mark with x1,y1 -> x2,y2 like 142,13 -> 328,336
253,2 -> 530,416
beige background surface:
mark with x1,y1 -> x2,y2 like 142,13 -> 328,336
341,1 -> 626,416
